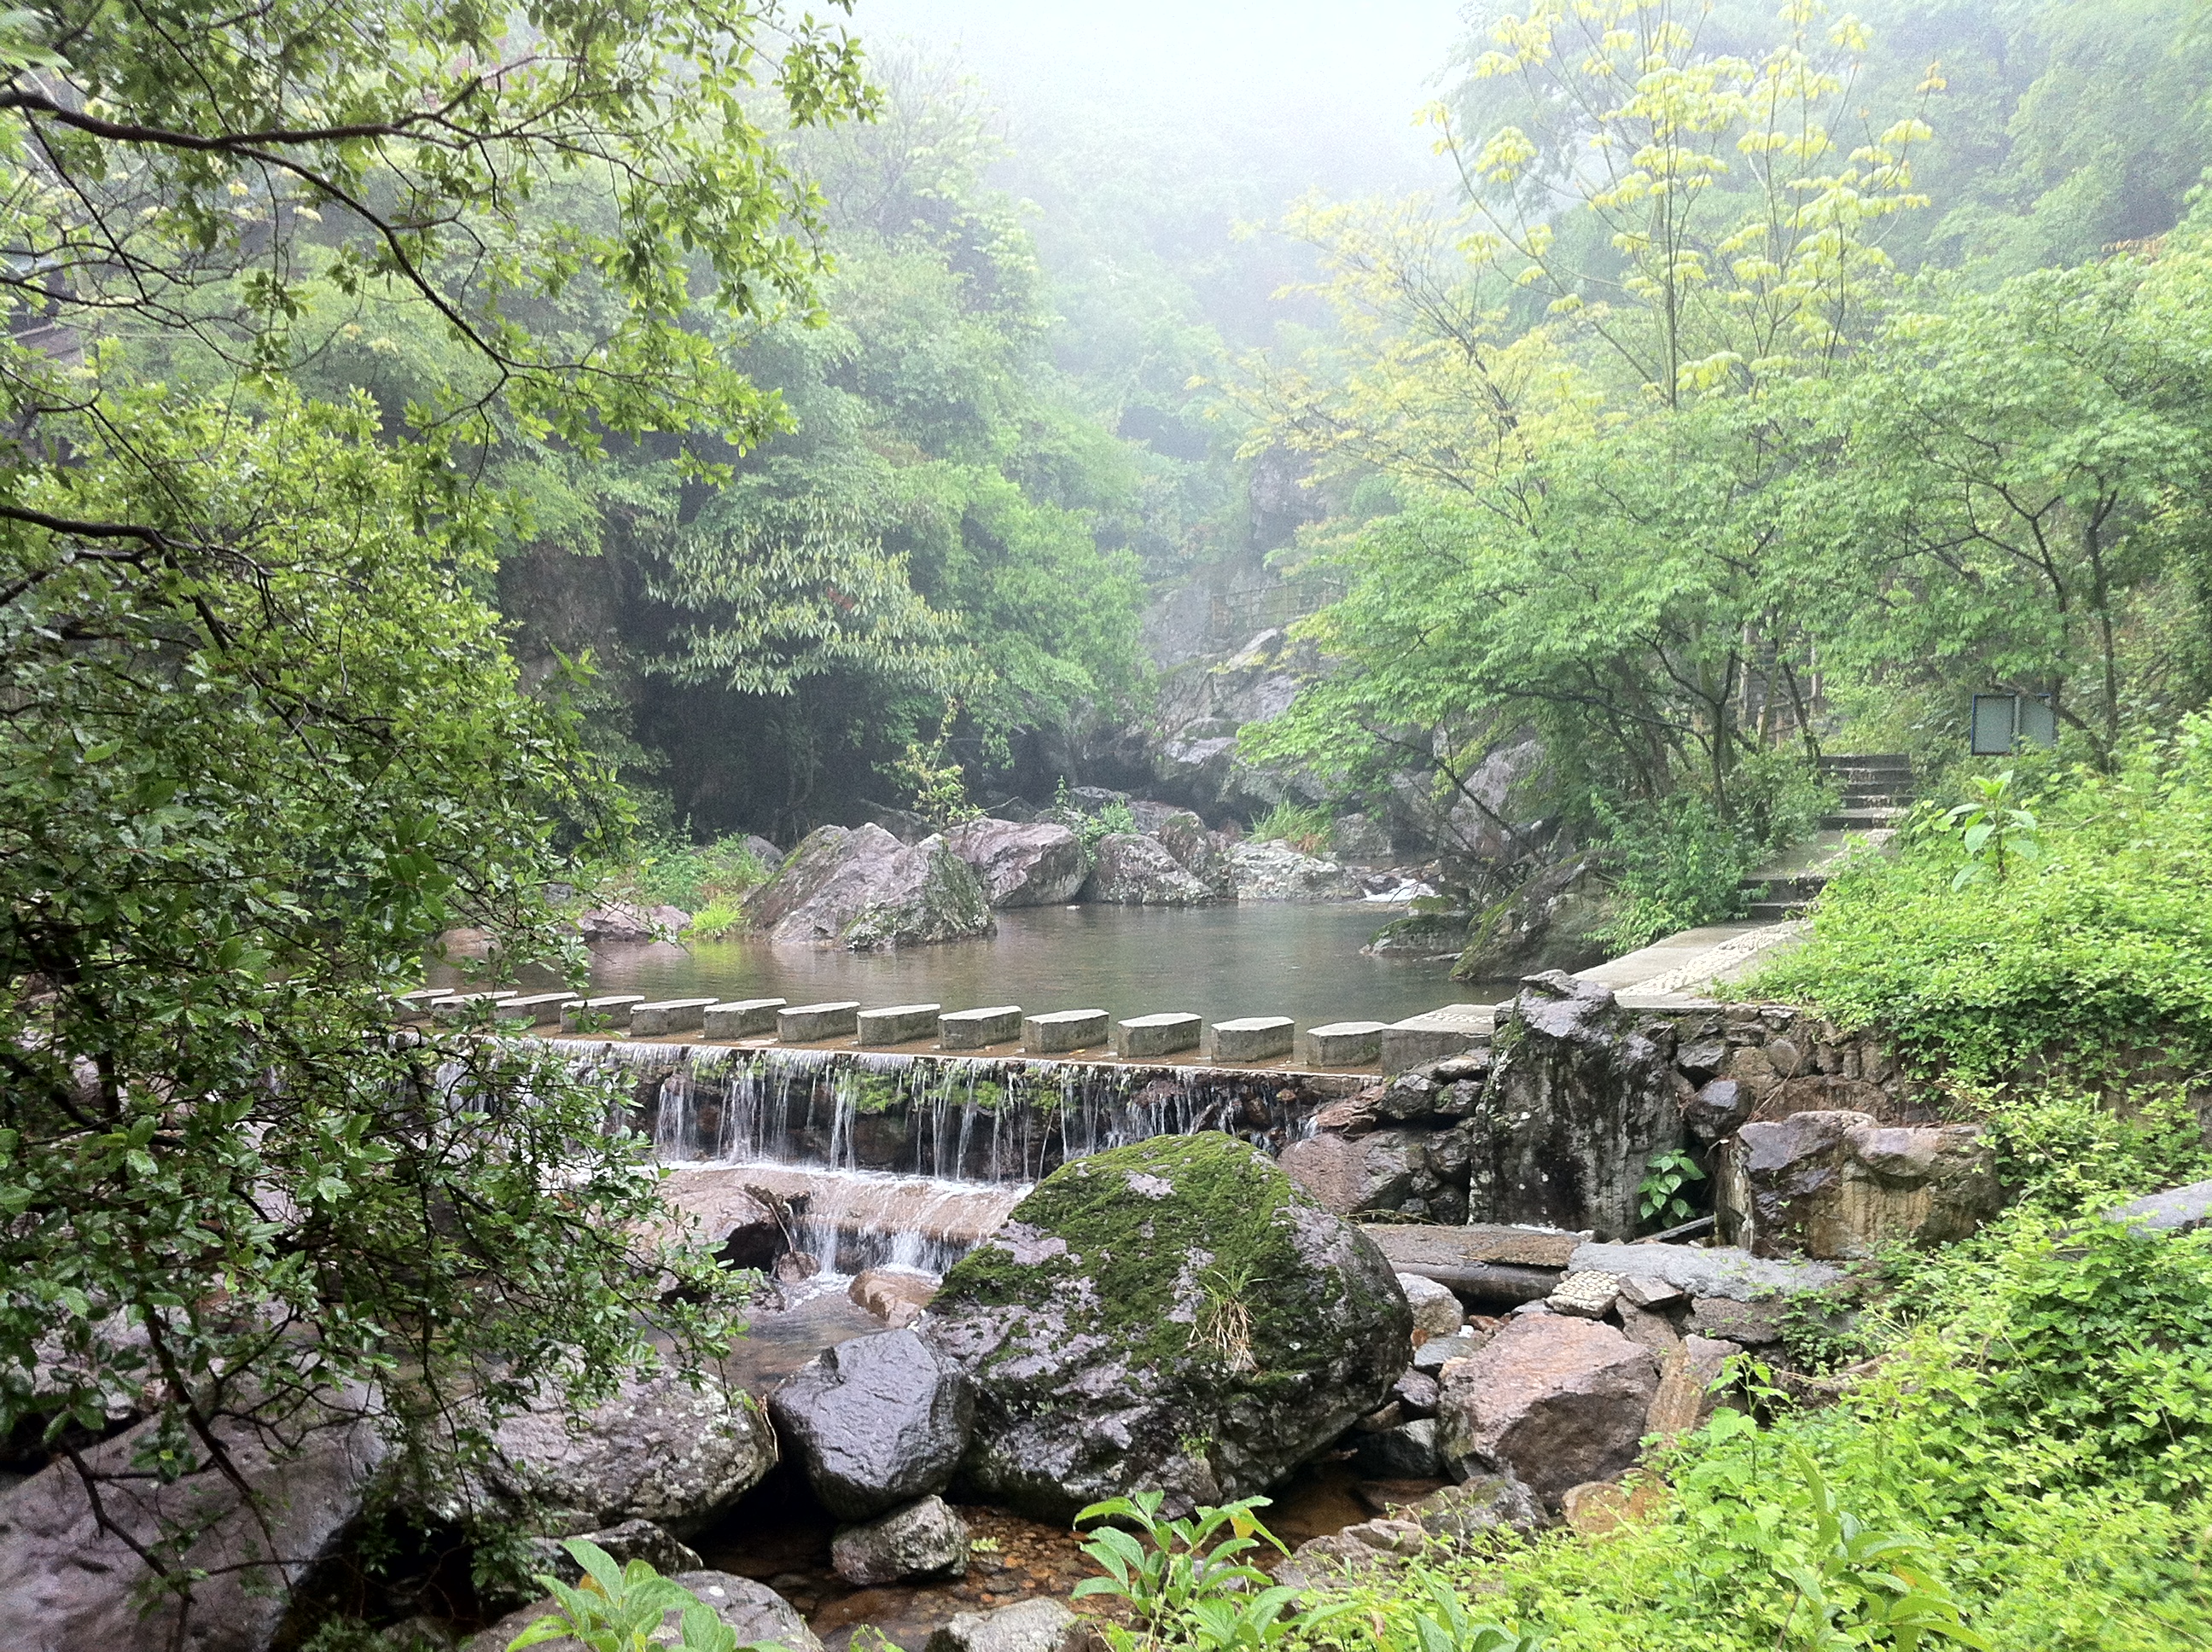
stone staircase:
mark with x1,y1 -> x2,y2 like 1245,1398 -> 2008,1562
1739,753 -> 1913,921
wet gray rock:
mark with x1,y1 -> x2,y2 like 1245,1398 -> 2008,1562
0,1393 -> 386,1652
1452,854 -> 1615,980
577,900 -> 690,942
1391,1369 -> 1441,1416
486,1372 -> 777,1537
923,1598 -> 1077,1652
2106,1178 -> 2212,1234
1435,1314 -> 1659,1511
1155,811 -> 1237,897
1397,1273 -> 1464,1341
742,823 -> 995,949
1715,1110 -> 2002,1259
1080,833 -> 1220,905
1686,1297 -> 1785,1347
769,1329 -> 972,1521
465,1571 -> 819,1652
926,1135 -> 1412,1521
1466,973 -> 1685,1240
1682,1077 -> 1753,1143
1567,1241 -> 1842,1302
944,820 -> 1088,908
1353,1417 -> 1441,1478
1226,838 -> 1353,901
831,1494 -> 969,1585
1279,1128 -> 1437,1217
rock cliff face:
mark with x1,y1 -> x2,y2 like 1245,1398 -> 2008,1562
1715,1110 -> 2001,1258
1468,973 -> 1686,1241
924,1134 -> 1410,1521
742,823 -> 994,949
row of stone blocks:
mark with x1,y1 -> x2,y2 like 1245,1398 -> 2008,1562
397,988 -> 1397,1066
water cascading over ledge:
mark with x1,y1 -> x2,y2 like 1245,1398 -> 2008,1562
546,1039 -> 1360,1182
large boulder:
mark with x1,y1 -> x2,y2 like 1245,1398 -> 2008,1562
1080,833 -> 1220,905
1226,839 -> 1353,901
1714,1110 -> 2002,1259
1435,1315 -> 1659,1510
486,1372 -> 777,1536
0,1396 -> 386,1652
577,900 -> 690,942
1465,973 -> 1685,1239
1155,811 -> 1237,897
742,823 -> 995,949
768,1329 -> 973,1520
945,819 -> 1088,908
465,1570 -> 820,1652
1452,855 -> 1615,980
924,1134 -> 1412,1521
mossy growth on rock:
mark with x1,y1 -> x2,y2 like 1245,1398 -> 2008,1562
927,1131 -> 1411,1518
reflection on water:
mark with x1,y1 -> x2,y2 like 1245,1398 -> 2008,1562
541,902 -> 1499,1027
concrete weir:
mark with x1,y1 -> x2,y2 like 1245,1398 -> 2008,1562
544,1038 -> 1367,1187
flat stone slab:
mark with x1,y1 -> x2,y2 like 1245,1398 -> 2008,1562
1580,920 -> 1808,1006
1366,1223 -> 1590,1273
1023,1009 -> 1109,1054
631,998 -> 719,1038
1382,1003 -> 1495,1073
1301,1020 -> 1388,1067
940,1005 -> 1022,1049
1208,1015 -> 1295,1062
493,992 -> 580,1026
562,994 -> 646,1032
703,998 -> 784,1038
1568,1242 -> 1843,1302
1114,1013 -> 1202,1059
780,1001 -> 861,1042
858,1003 -> 942,1046
2106,1178 -> 2212,1234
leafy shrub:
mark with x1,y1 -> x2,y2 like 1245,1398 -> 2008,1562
1591,794 -> 1756,953
509,1537 -> 783,1652
1755,722 -> 2212,1083
597,834 -> 775,920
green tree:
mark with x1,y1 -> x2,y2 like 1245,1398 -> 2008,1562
1,0 -> 871,1625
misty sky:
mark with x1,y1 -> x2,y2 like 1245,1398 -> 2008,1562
848,0 -> 1469,195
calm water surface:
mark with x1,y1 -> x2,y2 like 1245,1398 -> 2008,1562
538,902 -> 1501,1027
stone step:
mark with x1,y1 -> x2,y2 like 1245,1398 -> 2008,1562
1819,806 -> 1905,830
1745,899 -> 1809,921
1819,753 -> 1910,771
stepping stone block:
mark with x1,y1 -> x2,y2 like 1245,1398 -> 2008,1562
1208,1016 -> 1295,1063
859,1003 -> 942,1046
1301,1020 -> 1388,1067
1023,1009 -> 1109,1054
630,998 -> 718,1038
1113,1013 -> 1202,1060
562,994 -> 647,1032
493,992 -> 581,1027
780,1000 -> 861,1042
1381,1007 -> 1492,1073
940,1005 -> 1022,1049
703,998 -> 785,1038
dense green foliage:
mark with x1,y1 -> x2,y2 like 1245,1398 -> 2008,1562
1106,1101 -> 2212,1651
1227,0 -> 2212,908
2,0 -> 855,1585
1758,721 -> 2212,1080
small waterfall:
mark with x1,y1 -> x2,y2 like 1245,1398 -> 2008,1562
540,1041 -> 1355,1280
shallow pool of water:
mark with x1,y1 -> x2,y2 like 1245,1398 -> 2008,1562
555,901 -> 1501,1027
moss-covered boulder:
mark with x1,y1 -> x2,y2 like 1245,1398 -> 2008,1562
923,1133 -> 1412,1521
